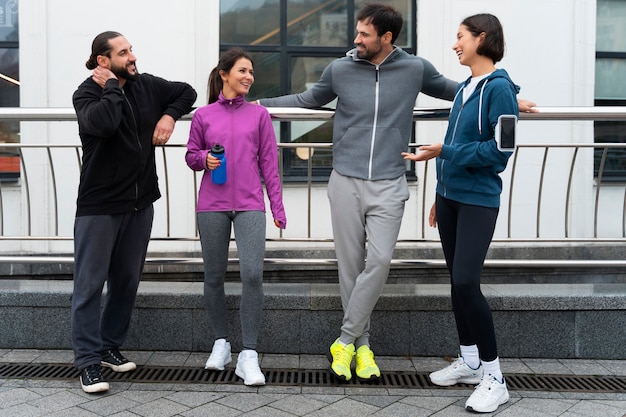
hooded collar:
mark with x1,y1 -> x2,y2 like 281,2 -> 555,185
453,68 -> 519,134
346,45 -> 400,66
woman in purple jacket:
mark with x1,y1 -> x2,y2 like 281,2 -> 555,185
185,47 -> 286,386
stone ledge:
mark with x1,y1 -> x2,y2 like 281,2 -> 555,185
1,280 -> 624,310
0,280 -> 624,359
0,242 -> 624,285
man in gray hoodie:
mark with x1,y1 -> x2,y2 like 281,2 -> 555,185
259,3 -> 529,382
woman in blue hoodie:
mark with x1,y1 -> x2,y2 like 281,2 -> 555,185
403,14 -> 518,413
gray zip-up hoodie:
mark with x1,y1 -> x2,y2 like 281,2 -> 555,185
259,47 -> 458,180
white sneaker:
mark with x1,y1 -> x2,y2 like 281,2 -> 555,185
429,357 -> 482,386
235,350 -> 266,386
204,339 -> 232,370
465,375 -> 510,413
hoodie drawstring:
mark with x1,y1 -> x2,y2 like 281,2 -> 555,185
478,79 -> 489,135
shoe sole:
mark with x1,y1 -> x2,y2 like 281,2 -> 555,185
356,373 -> 381,382
356,375 -> 380,382
465,392 -> 510,413
235,368 -> 266,386
329,366 -> 351,382
101,361 -> 137,373
430,375 -> 482,387
204,364 -> 228,371
80,377 -> 109,393
205,357 -> 232,371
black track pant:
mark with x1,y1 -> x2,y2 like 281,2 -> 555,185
436,194 -> 499,362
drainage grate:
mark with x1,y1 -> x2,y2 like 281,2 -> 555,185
1,363 -> 625,393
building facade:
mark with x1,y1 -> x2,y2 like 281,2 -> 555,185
1,0 -> 624,254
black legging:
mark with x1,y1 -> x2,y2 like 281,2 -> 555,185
436,193 -> 499,362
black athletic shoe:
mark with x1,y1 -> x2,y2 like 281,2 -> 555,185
100,348 -> 137,373
80,364 -> 109,393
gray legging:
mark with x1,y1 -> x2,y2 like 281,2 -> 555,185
197,210 -> 266,350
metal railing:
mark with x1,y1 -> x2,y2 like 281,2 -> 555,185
0,107 -> 624,254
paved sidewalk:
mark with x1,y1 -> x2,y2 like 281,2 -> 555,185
1,349 -> 626,416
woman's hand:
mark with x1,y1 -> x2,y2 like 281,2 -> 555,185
428,203 -> 437,228
518,99 -> 538,113
402,143 -> 442,162
206,153 -> 221,171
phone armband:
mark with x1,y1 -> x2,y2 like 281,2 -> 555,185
495,114 -> 517,151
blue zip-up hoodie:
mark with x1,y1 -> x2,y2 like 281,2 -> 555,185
436,68 -> 519,208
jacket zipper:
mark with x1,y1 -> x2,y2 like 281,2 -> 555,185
368,65 -> 380,180
442,103 -> 464,197
228,99 -> 236,212
121,88 -> 142,209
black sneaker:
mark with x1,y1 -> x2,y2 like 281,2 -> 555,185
100,348 -> 137,372
80,364 -> 109,393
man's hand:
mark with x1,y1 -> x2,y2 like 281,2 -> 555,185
152,115 -> 175,145
92,66 -> 117,88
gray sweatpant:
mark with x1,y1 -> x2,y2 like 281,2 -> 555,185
327,170 -> 409,348
71,206 -> 154,370
197,210 -> 266,350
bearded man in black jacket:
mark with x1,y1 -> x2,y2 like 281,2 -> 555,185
71,31 -> 196,394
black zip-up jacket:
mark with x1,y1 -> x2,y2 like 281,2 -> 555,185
72,73 -> 196,216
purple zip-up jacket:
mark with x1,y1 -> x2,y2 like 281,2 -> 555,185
185,93 -> 286,228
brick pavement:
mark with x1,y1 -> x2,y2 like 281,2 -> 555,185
1,349 -> 626,416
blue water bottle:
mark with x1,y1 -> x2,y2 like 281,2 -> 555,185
210,143 -> 227,185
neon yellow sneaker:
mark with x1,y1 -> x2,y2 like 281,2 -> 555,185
355,345 -> 381,381
329,338 -> 355,381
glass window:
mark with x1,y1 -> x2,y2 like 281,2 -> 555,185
282,120 -> 334,179
596,0 -> 626,52
0,48 -> 20,143
287,1 -> 348,47
0,0 -> 18,42
220,1 -> 280,45
594,116 -> 626,179
247,52 -> 281,101
0,48 -> 18,106
282,56 -> 337,177
595,0 -> 626,181
0,0 -> 19,182
290,56 -> 335,97
595,59 -> 626,100
220,0 -> 416,180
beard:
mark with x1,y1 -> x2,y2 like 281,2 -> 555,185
356,39 -> 383,62
111,61 -> 139,81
